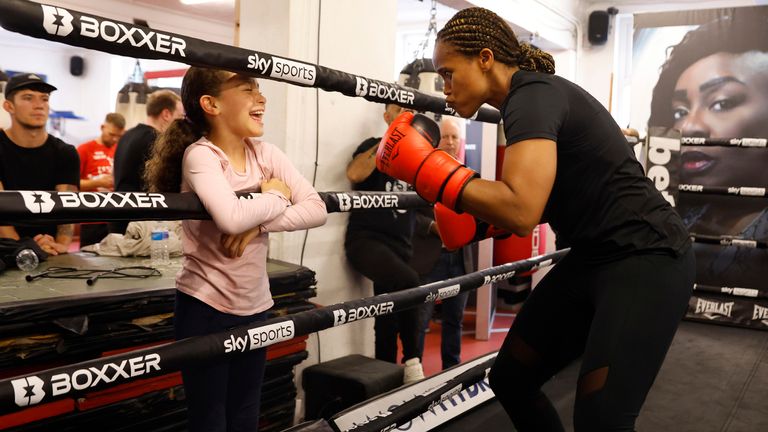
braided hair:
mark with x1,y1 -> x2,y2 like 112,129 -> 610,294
436,7 -> 555,74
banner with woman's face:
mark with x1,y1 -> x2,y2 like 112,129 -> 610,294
635,6 -> 768,329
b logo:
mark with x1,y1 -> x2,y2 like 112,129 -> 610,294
333,309 -> 347,326
41,5 -> 74,37
354,77 -> 368,97
20,191 -> 56,214
336,193 -> 352,212
12,376 -> 45,407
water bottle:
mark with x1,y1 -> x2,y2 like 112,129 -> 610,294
16,249 -> 39,272
150,228 -> 164,267
161,228 -> 171,265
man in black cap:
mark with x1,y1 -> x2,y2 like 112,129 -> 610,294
0,73 -> 79,255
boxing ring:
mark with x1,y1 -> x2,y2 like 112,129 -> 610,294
0,187 -> 567,429
1,1 -> 768,431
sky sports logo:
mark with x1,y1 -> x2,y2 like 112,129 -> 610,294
19,191 -> 169,214
424,285 -> 461,303
246,52 -> 316,86
40,5 -> 187,56
224,321 -> 295,353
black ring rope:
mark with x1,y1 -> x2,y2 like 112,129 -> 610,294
0,249 -> 568,414
678,185 -> 766,197
341,357 -> 496,432
689,234 -> 767,249
0,190 -> 429,225
693,283 -> 766,300
0,0 -> 501,123
680,137 -> 767,148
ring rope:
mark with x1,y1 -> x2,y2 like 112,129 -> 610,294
342,357 -> 495,432
0,0 -> 501,123
693,283 -> 766,300
689,233 -> 767,249
680,137 -> 768,148
0,249 -> 568,414
0,190 -> 429,225
678,185 -> 767,197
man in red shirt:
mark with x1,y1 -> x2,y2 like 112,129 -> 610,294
77,113 -> 125,246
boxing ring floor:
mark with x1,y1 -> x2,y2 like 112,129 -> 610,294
437,320 -> 768,432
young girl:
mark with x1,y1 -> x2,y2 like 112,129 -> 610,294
376,7 -> 694,432
145,67 -> 327,432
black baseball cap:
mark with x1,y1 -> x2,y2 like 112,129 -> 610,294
4,73 -> 57,98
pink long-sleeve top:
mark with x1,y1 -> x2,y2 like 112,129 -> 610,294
176,136 -> 327,315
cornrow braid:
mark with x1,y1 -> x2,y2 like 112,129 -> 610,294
519,42 -> 556,75
437,7 -> 555,75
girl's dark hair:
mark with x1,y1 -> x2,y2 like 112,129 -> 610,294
144,67 -> 231,192
649,12 -> 768,128
436,7 -> 555,74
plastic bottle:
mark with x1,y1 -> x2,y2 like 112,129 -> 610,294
161,227 -> 171,265
150,227 -> 164,267
16,249 -> 39,272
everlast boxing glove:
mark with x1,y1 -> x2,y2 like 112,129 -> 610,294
376,112 -> 477,211
434,203 -> 511,250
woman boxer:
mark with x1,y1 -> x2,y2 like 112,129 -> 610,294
376,7 -> 694,431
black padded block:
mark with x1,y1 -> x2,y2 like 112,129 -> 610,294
303,354 -> 403,420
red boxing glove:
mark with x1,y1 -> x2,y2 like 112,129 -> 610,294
434,203 -> 511,250
376,112 -> 477,211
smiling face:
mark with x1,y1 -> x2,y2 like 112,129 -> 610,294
433,40 -> 490,118
672,51 -> 768,139
213,74 -> 266,138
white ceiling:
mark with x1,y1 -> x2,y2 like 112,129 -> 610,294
131,0 -> 236,24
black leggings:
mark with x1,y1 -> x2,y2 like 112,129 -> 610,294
488,248 -> 695,431
345,232 -> 422,363
175,291 -> 267,432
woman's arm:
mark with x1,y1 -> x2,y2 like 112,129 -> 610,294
346,143 -> 379,184
460,138 -> 556,236
185,146 -> 290,235
260,143 -> 327,233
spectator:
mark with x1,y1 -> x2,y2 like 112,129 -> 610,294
145,67 -> 326,432
344,103 -> 425,383
0,73 -> 79,255
77,112 -> 125,246
112,89 -> 183,233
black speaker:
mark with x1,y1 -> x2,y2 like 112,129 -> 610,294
588,11 -> 609,45
70,56 -> 84,76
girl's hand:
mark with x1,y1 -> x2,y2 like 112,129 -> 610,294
261,178 -> 291,201
220,226 -> 262,258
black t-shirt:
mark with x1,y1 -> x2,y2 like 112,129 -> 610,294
0,130 -> 79,238
502,70 -> 689,259
346,137 -> 415,248
113,123 -> 157,193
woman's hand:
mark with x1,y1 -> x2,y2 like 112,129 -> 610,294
261,178 -> 291,201
220,226 -> 263,258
